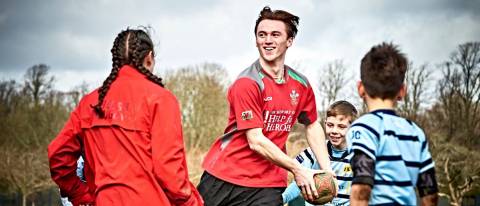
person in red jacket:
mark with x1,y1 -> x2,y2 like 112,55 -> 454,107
48,28 -> 203,206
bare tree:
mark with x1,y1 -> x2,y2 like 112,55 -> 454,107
398,63 -> 432,121
165,63 -> 229,150
430,136 -> 480,206
0,66 -> 68,206
0,147 -> 54,206
437,42 -> 480,145
0,80 -> 18,106
62,81 -> 90,110
22,64 -> 55,106
427,42 -> 480,205
0,80 -> 21,125
315,59 -> 356,123
318,60 -> 348,108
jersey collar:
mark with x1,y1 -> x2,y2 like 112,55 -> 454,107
255,59 -> 289,84
370,109 -> 397,116
118,65 -> 148,80
327,141 -> 349,160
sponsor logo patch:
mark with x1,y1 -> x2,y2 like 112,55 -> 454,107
344,165 -> 352,173
241,110 -> 253,120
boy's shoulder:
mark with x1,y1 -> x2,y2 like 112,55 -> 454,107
295,147 -> 316,164
296,147 -> 313,158
351,111 -> 427,141
347,111 -> 388,143
350,112 -> 384,131
351,109 -> 415,130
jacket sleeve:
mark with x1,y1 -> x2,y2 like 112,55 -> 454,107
150,92 -> 203,206
48,109 -> 94,206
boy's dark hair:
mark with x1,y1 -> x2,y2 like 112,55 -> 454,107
92,28 -> 164,118
360,42 -> 408,99
254,6 -> 299,38
326,100 -> 358,123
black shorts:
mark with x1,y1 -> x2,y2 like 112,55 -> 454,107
197,171 -> 285,206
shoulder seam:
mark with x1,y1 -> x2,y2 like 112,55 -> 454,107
286,67 -> 308,87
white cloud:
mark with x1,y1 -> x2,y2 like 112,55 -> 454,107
0,0 -> 478,91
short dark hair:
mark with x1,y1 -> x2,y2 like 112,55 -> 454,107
326,100 -> 358,123
254,6 -> 299,38
360,42 -> 408,99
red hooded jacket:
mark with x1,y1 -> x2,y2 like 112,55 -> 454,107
48,65 -> 203,206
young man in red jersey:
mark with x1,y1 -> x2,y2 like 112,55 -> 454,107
198,6 -> 334,206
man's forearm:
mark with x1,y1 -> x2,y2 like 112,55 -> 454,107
350,184 -> 371,206
246,128 -> 320,201
305,122 -> 331,171
246,128 -> 301,172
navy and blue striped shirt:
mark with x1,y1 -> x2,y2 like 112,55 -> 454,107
346,109 -> 434,205
283,142 -> 353,206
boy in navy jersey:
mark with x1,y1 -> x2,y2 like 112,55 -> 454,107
347,43 -> 438,206
283,100 -> 357,206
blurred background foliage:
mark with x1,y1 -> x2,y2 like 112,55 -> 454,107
0,42 -> 479,206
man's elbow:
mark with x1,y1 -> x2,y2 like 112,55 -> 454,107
245,130 -> 263,152
247,137 -> 262,153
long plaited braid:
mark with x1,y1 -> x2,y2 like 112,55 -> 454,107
92,28 -> 164,118
129,30 -> 165,87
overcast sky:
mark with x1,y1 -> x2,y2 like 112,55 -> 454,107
0,0 -> 479,96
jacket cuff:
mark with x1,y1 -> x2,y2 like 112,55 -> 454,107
71,192 -> 95,206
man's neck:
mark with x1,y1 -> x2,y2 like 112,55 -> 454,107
259,58 -> 285,77
365,96 -> 397,112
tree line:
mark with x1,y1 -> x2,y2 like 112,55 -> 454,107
0,42 -> 478,206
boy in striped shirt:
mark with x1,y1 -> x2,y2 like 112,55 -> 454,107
283,100 -> 358,206
347,43 -> 438,206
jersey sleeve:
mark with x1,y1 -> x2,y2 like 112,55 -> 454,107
298,85 -> 318,125
346,116 -> 380,160
283,148 -> 318,203
418,132 -> 434,173
295,148 -> 316,169
350,150 -> 376,187
228,78 -> 264,130
282,180 -> 302,204
48,108 -> 95,205
150,92 -> 203,206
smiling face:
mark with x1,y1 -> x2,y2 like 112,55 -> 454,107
325,115 -> 352,150
255,19 -> 293,65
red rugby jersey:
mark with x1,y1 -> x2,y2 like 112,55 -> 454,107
202,60 -> 318,187
48,65 -> 203,206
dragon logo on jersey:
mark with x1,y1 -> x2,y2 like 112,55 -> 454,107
241,110 -> 253,120
290,90 -> 299,106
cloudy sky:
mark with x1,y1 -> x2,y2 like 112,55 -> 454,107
0,0 -> 479,95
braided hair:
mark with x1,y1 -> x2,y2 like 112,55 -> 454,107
92,28 -> 164,118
